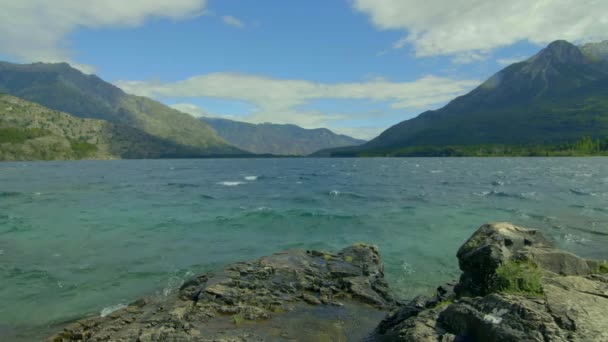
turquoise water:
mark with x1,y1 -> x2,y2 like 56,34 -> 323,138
1,158 -> 607,336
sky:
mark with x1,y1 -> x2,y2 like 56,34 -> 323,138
1,0 -> 607,139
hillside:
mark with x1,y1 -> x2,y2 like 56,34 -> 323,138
200,117 -> 365,155
0,94 -> 215,160
320,40 -> 608,157
0,62 -> 241,155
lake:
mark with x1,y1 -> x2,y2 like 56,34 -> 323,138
1,158 -> 607,339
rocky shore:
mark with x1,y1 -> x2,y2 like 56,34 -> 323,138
50,223 -> 608,341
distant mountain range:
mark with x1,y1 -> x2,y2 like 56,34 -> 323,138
200,117 -> 365,155
0,61 -> 244,158
318,40 -> 608,157
3,39 -> 608,160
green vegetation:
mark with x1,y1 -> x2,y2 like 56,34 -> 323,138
431,299 -> 454,309
344,136 -> 608,157
69,139 -> 98,159
491,259 -> 544,297
0,127 -> 48,143
232,315 -> 244,326
592,262 -> 608,274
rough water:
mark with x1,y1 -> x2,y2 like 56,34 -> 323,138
1,158 -> 607,338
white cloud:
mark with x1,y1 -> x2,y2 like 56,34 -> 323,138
0,0 -> 207,72
332,126 -> 386,140
496,56 -> 527,66
116,73 -> 479,139
171,102 -> 384,140
353,0 -> 608,60
170,103 -> 210,118
222,15 -> 245,28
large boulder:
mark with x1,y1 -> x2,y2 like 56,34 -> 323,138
49,244 -> 395,341
373,222 -> 608,342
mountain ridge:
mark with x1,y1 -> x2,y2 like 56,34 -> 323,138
318,40 -> 608,156
0,94 -> 218,160
200,116 -> 365,155
0,61 -> 243,156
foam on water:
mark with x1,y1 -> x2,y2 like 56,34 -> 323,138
218,181 -> 246,186
244,176 -> 258,181
100,304 -> 127,317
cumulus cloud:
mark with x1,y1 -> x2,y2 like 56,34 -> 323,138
222,15 -> 245,28
170,103 -> 210,118
116,73 -> 479,139
496,56 -> 528,66
353,0 -> 608,61
0,0 -> 207,72
171,101 -> 385,139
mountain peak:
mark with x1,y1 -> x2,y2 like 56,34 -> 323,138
528,40 -> 585,65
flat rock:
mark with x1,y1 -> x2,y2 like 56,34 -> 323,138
49,244 -> 394,341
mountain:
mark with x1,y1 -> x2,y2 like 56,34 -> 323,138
320,40 -> 608,156
200,117 -> 365,155
0,94 -> 217,160
0,62 -> 242,156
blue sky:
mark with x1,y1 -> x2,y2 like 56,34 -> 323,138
0,0 -> 605,139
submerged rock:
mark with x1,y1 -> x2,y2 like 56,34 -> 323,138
372,222 -> 608,342
49,244 -> 394,341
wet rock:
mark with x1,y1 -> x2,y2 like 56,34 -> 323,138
49,244 -> 394,341
372,222 -> 608,342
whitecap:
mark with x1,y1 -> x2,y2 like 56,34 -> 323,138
430,170 -> 443,174
218,181 -> 246,187
100,303 -> 127,317
400,261 -> 415,275
570,188 -> 597,196
329,190 -> 340,196
244,176 -> 258,181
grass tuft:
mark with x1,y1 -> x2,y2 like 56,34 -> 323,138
491,259 -> 544,297
592,262 -> 608,274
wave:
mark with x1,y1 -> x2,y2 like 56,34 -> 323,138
218,181 -> 246,187
167,183 -> 201,188
473,190 -> 534,200
100,303 -> 127,317
569,188 -> 598,196
243,176 -> 258,181
327,190 -> 366,199
233,208 -> 359,221
0,191 -> 22,198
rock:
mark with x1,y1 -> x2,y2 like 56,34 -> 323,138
49,244 -> 394,341
455,222 -> 553,296
372,222 -> 608,342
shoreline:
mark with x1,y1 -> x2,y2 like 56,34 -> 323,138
47,222 -> 608,341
